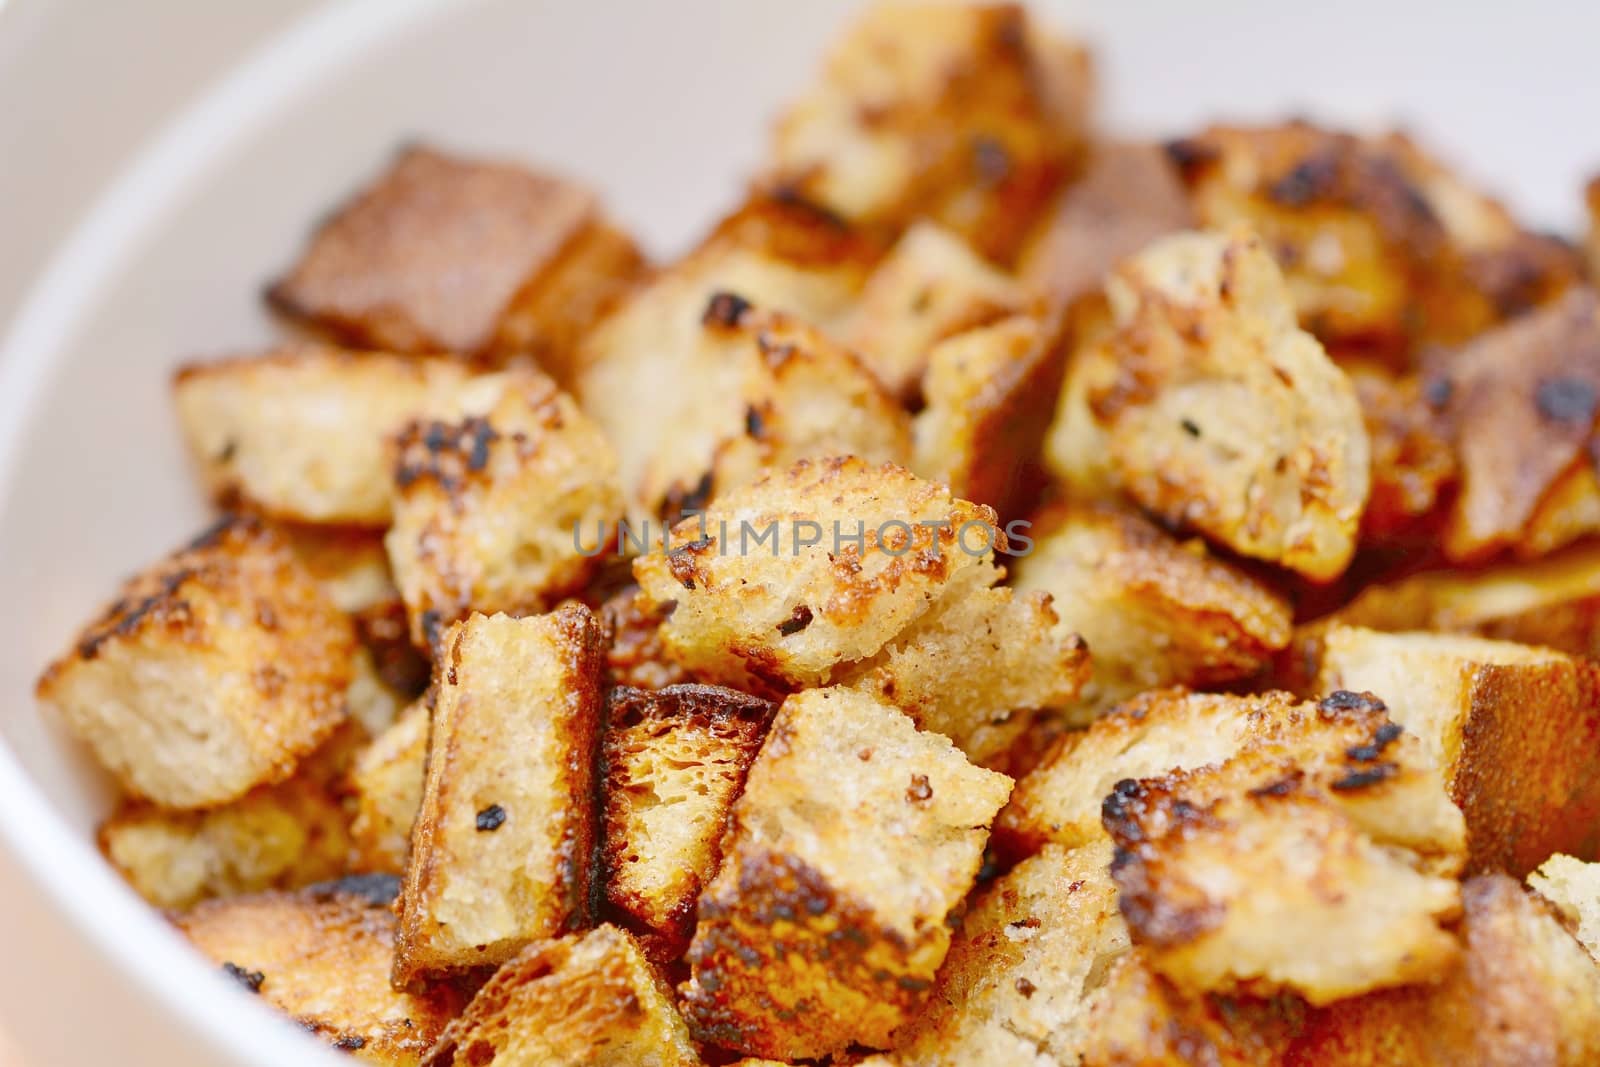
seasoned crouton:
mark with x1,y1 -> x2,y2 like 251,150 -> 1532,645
394,608 -> 603,984
385,369 -> 622,646
1530,854 -> 1600,964
1011,502 -> 1292,712
1085,228 -> 1370,580
597,584 -> 691,691
601,684 -> 775,962
423,924 -> 698,1067
1040,295 -> 1120,498
174,347 -> 477,525
843,221 -> 1023,402
178,875 -> 467,1065
765,3 -> 1090,262
282,524 -> 401,616
1351,364 -> 1457,546
1316,626 -> 1600,875
633,457 -> 1002,693
347,699 -> 430,875
37,516 -> 353,809
266,145 -> 645,369
911,305 -> 1071,521
681,687 -> 1013,1059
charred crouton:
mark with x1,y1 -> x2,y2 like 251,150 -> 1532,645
1350,364 -> 1457,546
764,2 -> 1091,262
423,924 -> 698,1067
601,684 -> 776,962
911,305 -> 1072,521
598,585 -> 690,691
1530,854 -> 1600,964
1011,502 -> 1293,712
178,877 -> 466,1065
1086,228 -> 1370,580
633,457 -> 1002,694
266,145 -> 645,371
681,687 -> 1013,1059
394,608 -> 603,984
347,699 -> 430,875
842,221 -> 1024,402
385,369 -> 622,646
37,516 -> 353,809
174,347 -> 480,526
1316,626 -> 1600,875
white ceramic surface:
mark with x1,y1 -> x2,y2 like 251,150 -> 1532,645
2,1 -> 1598,1062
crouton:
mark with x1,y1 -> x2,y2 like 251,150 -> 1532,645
1530,854 -> 1600,964
765,2 -> 1090,262
266,145 -> 645,369
385,369 -> 622,646
36,516 -> 354,809
1436,288 -> 1600,563
1020,141 -> 1195,303
394,608 -> 603,984
842,221 -> 1024,402
633,457 -> 1002,693
174,347 -> 478,526
1040,295 -> 1120,498
423,924 -> 698,1067
1011,502 -> 1293,711
597,584 -> 690,691
1316,626 -> 1600,875
1351,364 -> 1457,546
1085,228 -> 1370,580
177,875 -> 467,1065
681,687 -> 1013,1059
347,699 -> 430,875
911,305 -> 1071,521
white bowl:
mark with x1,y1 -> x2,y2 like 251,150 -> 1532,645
1,1 -> 1597,1062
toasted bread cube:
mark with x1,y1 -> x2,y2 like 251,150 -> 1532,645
843,221 -> 1023,402
385,369 -> 622,646
1317,626 -> 1600,875
1011,502 -> 1292,712
266,145 -> 645,367
423,924 -> 698,1067
765,3 -> 1090,262
601,684 -> 776,961
1530,854 -> 1600,964
1351,364 -> 1457,546
682,687 -> 1013,1059
633,457 -> 1002,693
174,347 -> 479,525
1086,228 -> 1370,580
1040,296 -> 1120,498
598,584 -> 691,691
394,608 -> 603,984
178,875 -> 466,1065
348,699 -> 430,875
36,516 -> 353,809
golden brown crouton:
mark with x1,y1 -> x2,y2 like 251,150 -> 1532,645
1530,854 -> 1600,964
1040,295 -> 1120,498
681,687 -> 1013,1059
1316,626 -> 1600,875
37,516 -> 353,809
385,369 -> 622,646
1011,502 -> 1292,712
347,699 -> 430,875
597,584 -> 691,691
394,608 -> 603,985
1350,364 -> 1457,546
177,875 -> 467,1065
1087,228 -> 1370,580
266,145 -> 645,369
765,2 -> 1090,262
601,684 -> 775,962
423,924 -> 699,1067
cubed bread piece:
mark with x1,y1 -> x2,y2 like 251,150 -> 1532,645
842,221 -> 1023,401
681,687 -> 1013,1059
266,145 -> 645,369
598,584 -> 690,691
1530,854 -> 1600,964
1351,364 -> 1457,546
174,347 -> 477,525
1316,626 -> 1600,875
177,875 -> 467,1065
1040,295 -> 1120,498
633,457 -> 1003,693
423,924 -> 699,1067
385,369 -> 622,646
36,516 -> 354,809
1011,502 -> 1292,712
1085,228 -> 1370,580
348,699 -> 430,875
394,608 -> 603,984
601,684 -> 776,961
765,2 -> 1090,262
911,306 -> 1072,521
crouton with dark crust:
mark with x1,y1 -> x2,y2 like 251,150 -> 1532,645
37,516 -> 353,809
597,584 -> 691,691
393,608 -> 603,985
1351,364 -> 1457,546
347,699 -> 430,875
